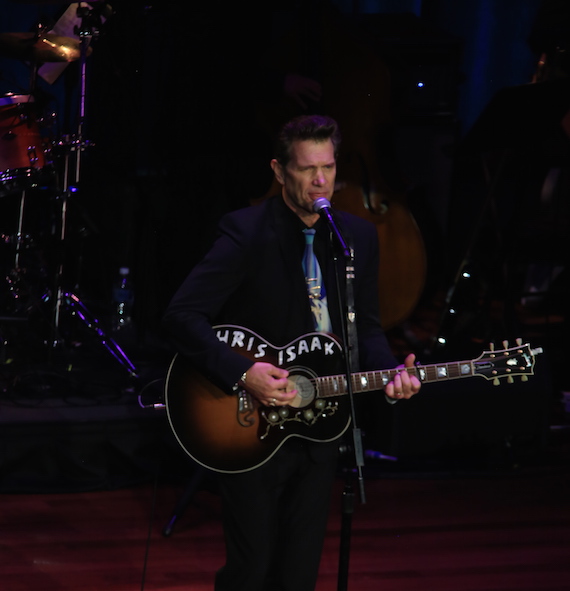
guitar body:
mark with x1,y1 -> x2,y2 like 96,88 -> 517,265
165,326 -> 352,473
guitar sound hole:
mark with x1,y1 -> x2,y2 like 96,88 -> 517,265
287,373 -> 315,408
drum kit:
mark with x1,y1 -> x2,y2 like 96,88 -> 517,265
0,3 -> 137,379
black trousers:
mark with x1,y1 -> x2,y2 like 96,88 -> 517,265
214,438 -> 339,591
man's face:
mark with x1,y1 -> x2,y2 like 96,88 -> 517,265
271,139 -> 336,226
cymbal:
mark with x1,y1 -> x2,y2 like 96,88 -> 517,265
8,0 -> 76,4
0,32 -> 92,63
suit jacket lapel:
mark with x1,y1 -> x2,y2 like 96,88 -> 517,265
269,197 -> 316,331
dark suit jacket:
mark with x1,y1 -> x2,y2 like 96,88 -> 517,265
162,195 -> 397,393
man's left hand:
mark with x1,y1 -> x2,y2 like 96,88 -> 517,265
385,353 -> 422,400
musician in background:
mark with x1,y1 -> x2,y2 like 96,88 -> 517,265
162,114 -> 421,591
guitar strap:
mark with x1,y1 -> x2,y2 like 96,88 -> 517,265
329,214 -> 359,373
344,248 -> 360,373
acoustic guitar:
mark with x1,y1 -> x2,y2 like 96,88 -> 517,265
165,325 -> 543,474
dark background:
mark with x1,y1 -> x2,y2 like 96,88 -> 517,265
1,0 -> 558,323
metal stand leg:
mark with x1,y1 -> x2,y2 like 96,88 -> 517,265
64,291 -> 138,378
162,466 -> 207,537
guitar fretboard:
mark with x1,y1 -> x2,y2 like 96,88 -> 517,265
316,360 -> 477,398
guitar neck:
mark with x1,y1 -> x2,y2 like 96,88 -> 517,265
316,340 -> 542,398
316,360 -> 473,398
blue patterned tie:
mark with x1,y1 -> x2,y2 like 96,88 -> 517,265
302,229 -> 331,332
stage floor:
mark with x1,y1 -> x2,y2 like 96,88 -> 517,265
2,453 -> 570,591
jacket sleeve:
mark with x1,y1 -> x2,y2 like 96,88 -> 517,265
161,212 -> 255,393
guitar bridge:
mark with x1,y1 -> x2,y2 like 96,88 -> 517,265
259,399 -> 339,439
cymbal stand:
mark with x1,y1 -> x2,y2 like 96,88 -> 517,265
49,5 -> 138,379
13,190 -> 27,274
52,8 -> 93,336
3,189 -> 31,316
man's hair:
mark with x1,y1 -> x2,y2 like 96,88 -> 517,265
274,114 -> 341,166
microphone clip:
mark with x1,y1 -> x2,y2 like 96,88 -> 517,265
313,198 -> 352,260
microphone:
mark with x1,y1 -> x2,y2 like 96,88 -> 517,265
313,198 -> 351,259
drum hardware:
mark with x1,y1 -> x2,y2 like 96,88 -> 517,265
0,94 -> 51,199
45,4 -> 138,379
0,172 -> 40,319
0,32 -> 92,64
0,87 -> 50,314
0,5 -> 137,380
51,14 -> 95,342
61,292 -> 139,378
1,183 -> 52,324
12,188 -> 30,277
3,265 -> 35,317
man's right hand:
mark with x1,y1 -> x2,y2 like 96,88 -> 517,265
242,362 -> 298,406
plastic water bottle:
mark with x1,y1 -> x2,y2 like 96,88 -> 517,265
112,267 -> 134,331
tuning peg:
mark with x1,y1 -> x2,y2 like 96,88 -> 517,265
489,342 -> 495,351
516,338 -> 523,346
493,378 -> 500,386
521,375 -> 528,382
503,340 -> 509,349
507,376 -> 514,384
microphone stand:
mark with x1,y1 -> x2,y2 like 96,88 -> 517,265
329,228 -> 365,591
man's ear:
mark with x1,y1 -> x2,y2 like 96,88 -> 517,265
270,159 -> 285,185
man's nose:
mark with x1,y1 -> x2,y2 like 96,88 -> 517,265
313,169 -> 325,185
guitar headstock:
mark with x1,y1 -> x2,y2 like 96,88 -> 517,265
473,339 -> 543,384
